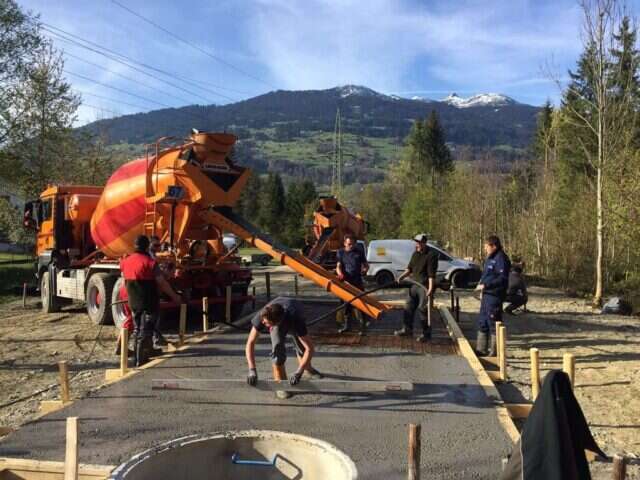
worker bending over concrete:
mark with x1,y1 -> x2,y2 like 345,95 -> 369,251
394,234 -> 438,342
474,235 -> 511,356
504,263 -> 527,314
245,297 -> 323,388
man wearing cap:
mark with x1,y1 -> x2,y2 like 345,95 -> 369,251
394,234 -> 439,342
120,235 -> 182,366
336,233 -> 369,335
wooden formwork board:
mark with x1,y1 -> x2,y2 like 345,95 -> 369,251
0,458 -> 113,480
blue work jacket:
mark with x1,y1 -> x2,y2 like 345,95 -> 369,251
480,249 -> 511,299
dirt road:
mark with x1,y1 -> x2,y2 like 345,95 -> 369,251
457,286 -> 640,478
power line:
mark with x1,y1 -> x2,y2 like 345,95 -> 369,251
64,51 -> 196,106
81,103 -> 121,116
110,0 -> 277,90
65,70 -> 173,108
43,26 -> 226,103
75,90 -> 152,111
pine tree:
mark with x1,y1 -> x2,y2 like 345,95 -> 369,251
237,171 -> 262,225
283,180 -> 317,247
258,173 -> 286,237
405,110 -> 453,187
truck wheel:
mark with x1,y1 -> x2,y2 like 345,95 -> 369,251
111,276 -> 128,330
86,273 -> 116,325
375,270 -> 395,287
260,256 -> 270,266
41,271 -> 61,313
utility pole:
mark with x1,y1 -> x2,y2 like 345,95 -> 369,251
331,108 -> 343,199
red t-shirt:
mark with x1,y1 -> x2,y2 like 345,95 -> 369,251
120,252 -> 158,281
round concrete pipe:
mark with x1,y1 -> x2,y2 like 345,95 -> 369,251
108,430 -> 358,480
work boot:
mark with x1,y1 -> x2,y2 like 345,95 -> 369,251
153,333 -> 168,347
338,320 -> 351,334
394,327 -> 413,337
489,334 -> 497,357
135,336 -> 153,367
416,327 -> 432,343
475,332 -> 489,356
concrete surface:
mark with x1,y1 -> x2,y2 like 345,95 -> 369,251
1,308 -> 513,479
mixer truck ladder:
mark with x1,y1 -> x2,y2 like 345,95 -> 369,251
201,207 -> 392,321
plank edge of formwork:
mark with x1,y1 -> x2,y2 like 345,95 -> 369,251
438,305 -> 520,444
0,457 -> 115,478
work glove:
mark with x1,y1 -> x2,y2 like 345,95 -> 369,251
247,368 -> 258,386
337,273 -> 345,281
289,370 -> 303,386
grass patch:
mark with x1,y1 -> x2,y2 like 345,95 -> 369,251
0,262 -> 36,304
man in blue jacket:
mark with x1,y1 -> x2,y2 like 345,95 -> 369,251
475,235 -> 511,356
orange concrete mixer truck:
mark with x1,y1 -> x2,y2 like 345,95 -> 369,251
24,131 -> 390,327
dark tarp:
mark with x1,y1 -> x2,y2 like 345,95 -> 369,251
501,370 -> 606,480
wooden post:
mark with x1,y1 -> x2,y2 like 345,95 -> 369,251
179,304 -> 187,345
120,328 -> 128,375
495,321 -> 503,361
563,353 -> 575,388
225,286 -> 232,323
202,297 -> 209,332
22,282 -> 27,308
294,274 -> 299,296
426,296 -> 432,328
499,325 -> 507,381
408,423 -> 421,480
530,348 -> 540,400
455,296 -> 460,323
58,361 -> 70,403
251,286 -> 256,310
265,272 -> 271,300
612,454 -> 627,480
64,417 -> 78,480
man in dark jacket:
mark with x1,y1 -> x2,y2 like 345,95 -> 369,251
505,263 -> 527,314
475,235 -> 510,356
120,235 -> 181,366
336,233 -> 369,335
394,233 -> 439,342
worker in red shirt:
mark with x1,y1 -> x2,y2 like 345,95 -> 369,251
120,235 -> 181,366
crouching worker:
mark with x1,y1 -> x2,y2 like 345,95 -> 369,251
504,263 -> 527,314
120,235 -> 182,367
245,297 -> 322,391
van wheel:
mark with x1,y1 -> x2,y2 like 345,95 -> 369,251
86,273 -> 116,325
375,270 -> 395,287
451,271 -> 467,289
41,271 -> 61,313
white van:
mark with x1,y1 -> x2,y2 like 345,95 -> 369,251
366,239 -> 481,289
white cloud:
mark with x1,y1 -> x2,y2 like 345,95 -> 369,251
247,0 -> 583,97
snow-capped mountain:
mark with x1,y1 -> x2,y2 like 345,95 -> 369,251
334,85 -> 387,99
443,93 -> 518,108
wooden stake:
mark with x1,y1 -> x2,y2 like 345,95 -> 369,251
612,454 -> 627,480
563,353 -> 575,388
22,282 -> 27,308
495,321 -> 503,361
202,297 -> 209,332
251,286 -> 256,310
408,423 -> 421,480
530,348 -> 540,400
179,304 -> 187,345
294,274 -> 299,296
499,325 -> 507,381
225,286 -> 232,323
120,328 -> 128,376
426,297 -> 432,328
64,417 -> 78,480
58,361 -> 70,403
265,272 -> 271,300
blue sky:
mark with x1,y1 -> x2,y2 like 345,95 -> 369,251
18,0 -> 639,124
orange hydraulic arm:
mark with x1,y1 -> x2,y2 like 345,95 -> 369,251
201,207 -> 391,320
